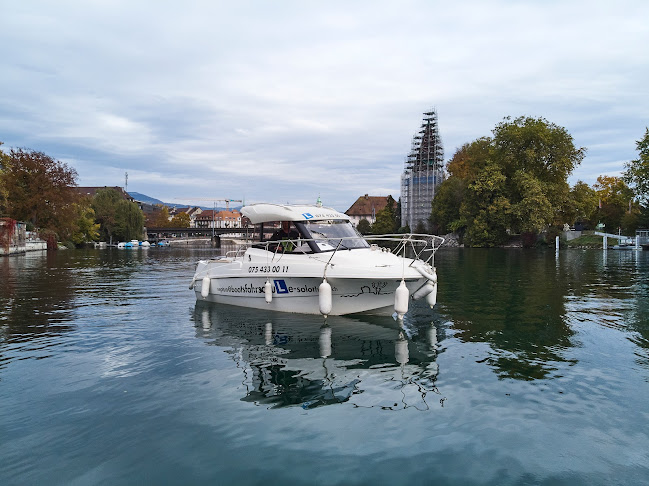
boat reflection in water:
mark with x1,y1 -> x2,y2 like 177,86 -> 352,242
193,302 -> 445,410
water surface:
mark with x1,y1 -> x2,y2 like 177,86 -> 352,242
1,248 -> 648,485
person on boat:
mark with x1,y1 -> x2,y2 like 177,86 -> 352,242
270,221 -> 299,251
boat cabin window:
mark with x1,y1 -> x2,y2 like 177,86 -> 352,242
255,221 -> 311,253
253,219 -> 368,253
296,220 -> 369,252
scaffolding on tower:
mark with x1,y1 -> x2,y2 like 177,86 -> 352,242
400,108 -> 444,230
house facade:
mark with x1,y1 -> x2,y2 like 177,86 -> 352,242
194,209 -> 243,229
345,195 -> 390,227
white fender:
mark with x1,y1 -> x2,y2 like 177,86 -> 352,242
413,263 -> 437,284
395,335 -> 409,365
428,324 -> 438,349
319,278 -> 332,316
201,276 -> 210,298
319,326 -> 332,358
412,281 -> 435,300
265,322 -> 273,345
264,280 -> 273,303
426,281 -> 438,308
201,309 -> 210,329
394,279 -> 409,319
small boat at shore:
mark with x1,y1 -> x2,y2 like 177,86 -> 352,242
190,203 -> 443,317
117,240 -> 151,248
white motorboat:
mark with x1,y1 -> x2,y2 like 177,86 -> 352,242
190,203 -> 443,317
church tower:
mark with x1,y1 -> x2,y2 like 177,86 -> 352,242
400,109 -> 444,230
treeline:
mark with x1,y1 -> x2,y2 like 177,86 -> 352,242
0,143 -> 144,247
429,117 -> 648,246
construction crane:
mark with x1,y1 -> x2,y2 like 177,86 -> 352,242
174,198 -> 243,210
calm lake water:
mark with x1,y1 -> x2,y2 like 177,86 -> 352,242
1,247 -> 648,485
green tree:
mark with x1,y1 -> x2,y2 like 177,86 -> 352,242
492,116 -> 584,232
493,117 -> 584,189
446,139 -> 492,180
0,142 -> 9,217
152,205 -> 171,227
568,181 -> 599,228
371,196 -> 398,234
0,147 -> 80,239
114,199 -> 144,241
413,220 -> 428,234
430,176 -> 466,234
356,218 -> 371,235
395,199 -> 402,229
461,164 -> 510,246
623,127 -> 649,205
70,202 -> 100,244
433,116 -> 584,247
92,188 -> 122,244
511,171 -> 553,233
594,175 -> 636,234
170,211 -> 190,228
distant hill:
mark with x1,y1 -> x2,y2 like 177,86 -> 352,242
127,192 -> 241,211
128,192 -> 165,205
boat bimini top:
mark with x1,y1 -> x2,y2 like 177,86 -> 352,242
241,203 -> 350,224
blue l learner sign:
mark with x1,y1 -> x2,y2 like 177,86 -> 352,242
274,279 -> 289,294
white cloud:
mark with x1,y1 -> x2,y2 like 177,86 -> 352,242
1,0 -> 648,210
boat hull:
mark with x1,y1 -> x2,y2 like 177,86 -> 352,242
193,275 -> 427,315
191,245 -> 439,316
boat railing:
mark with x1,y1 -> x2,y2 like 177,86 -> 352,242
365,234 -> 445,265
223,233 -> 444,265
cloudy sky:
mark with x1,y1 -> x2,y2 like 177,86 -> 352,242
1,1 -> 647,211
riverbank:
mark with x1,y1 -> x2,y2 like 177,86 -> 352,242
1,239 -> 47,255
439,231 -> 645,250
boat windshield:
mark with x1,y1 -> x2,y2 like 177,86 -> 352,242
298,220 -> 369,251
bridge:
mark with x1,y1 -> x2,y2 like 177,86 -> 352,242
594,232 -> 629,241
146,226 -> 253,236
145,226 -> 255,246
594,232 -> 638,249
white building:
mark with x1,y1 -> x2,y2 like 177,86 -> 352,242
195,209 -> 242,229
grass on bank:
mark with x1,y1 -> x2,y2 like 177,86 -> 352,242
565,235 -> 603,248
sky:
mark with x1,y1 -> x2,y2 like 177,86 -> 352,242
1,1 -> 648,212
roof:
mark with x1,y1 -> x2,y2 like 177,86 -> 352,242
345,195 -> 391,217
217,210 -> 241,219
241,204 -> 349,224
195,210 -> 215,219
